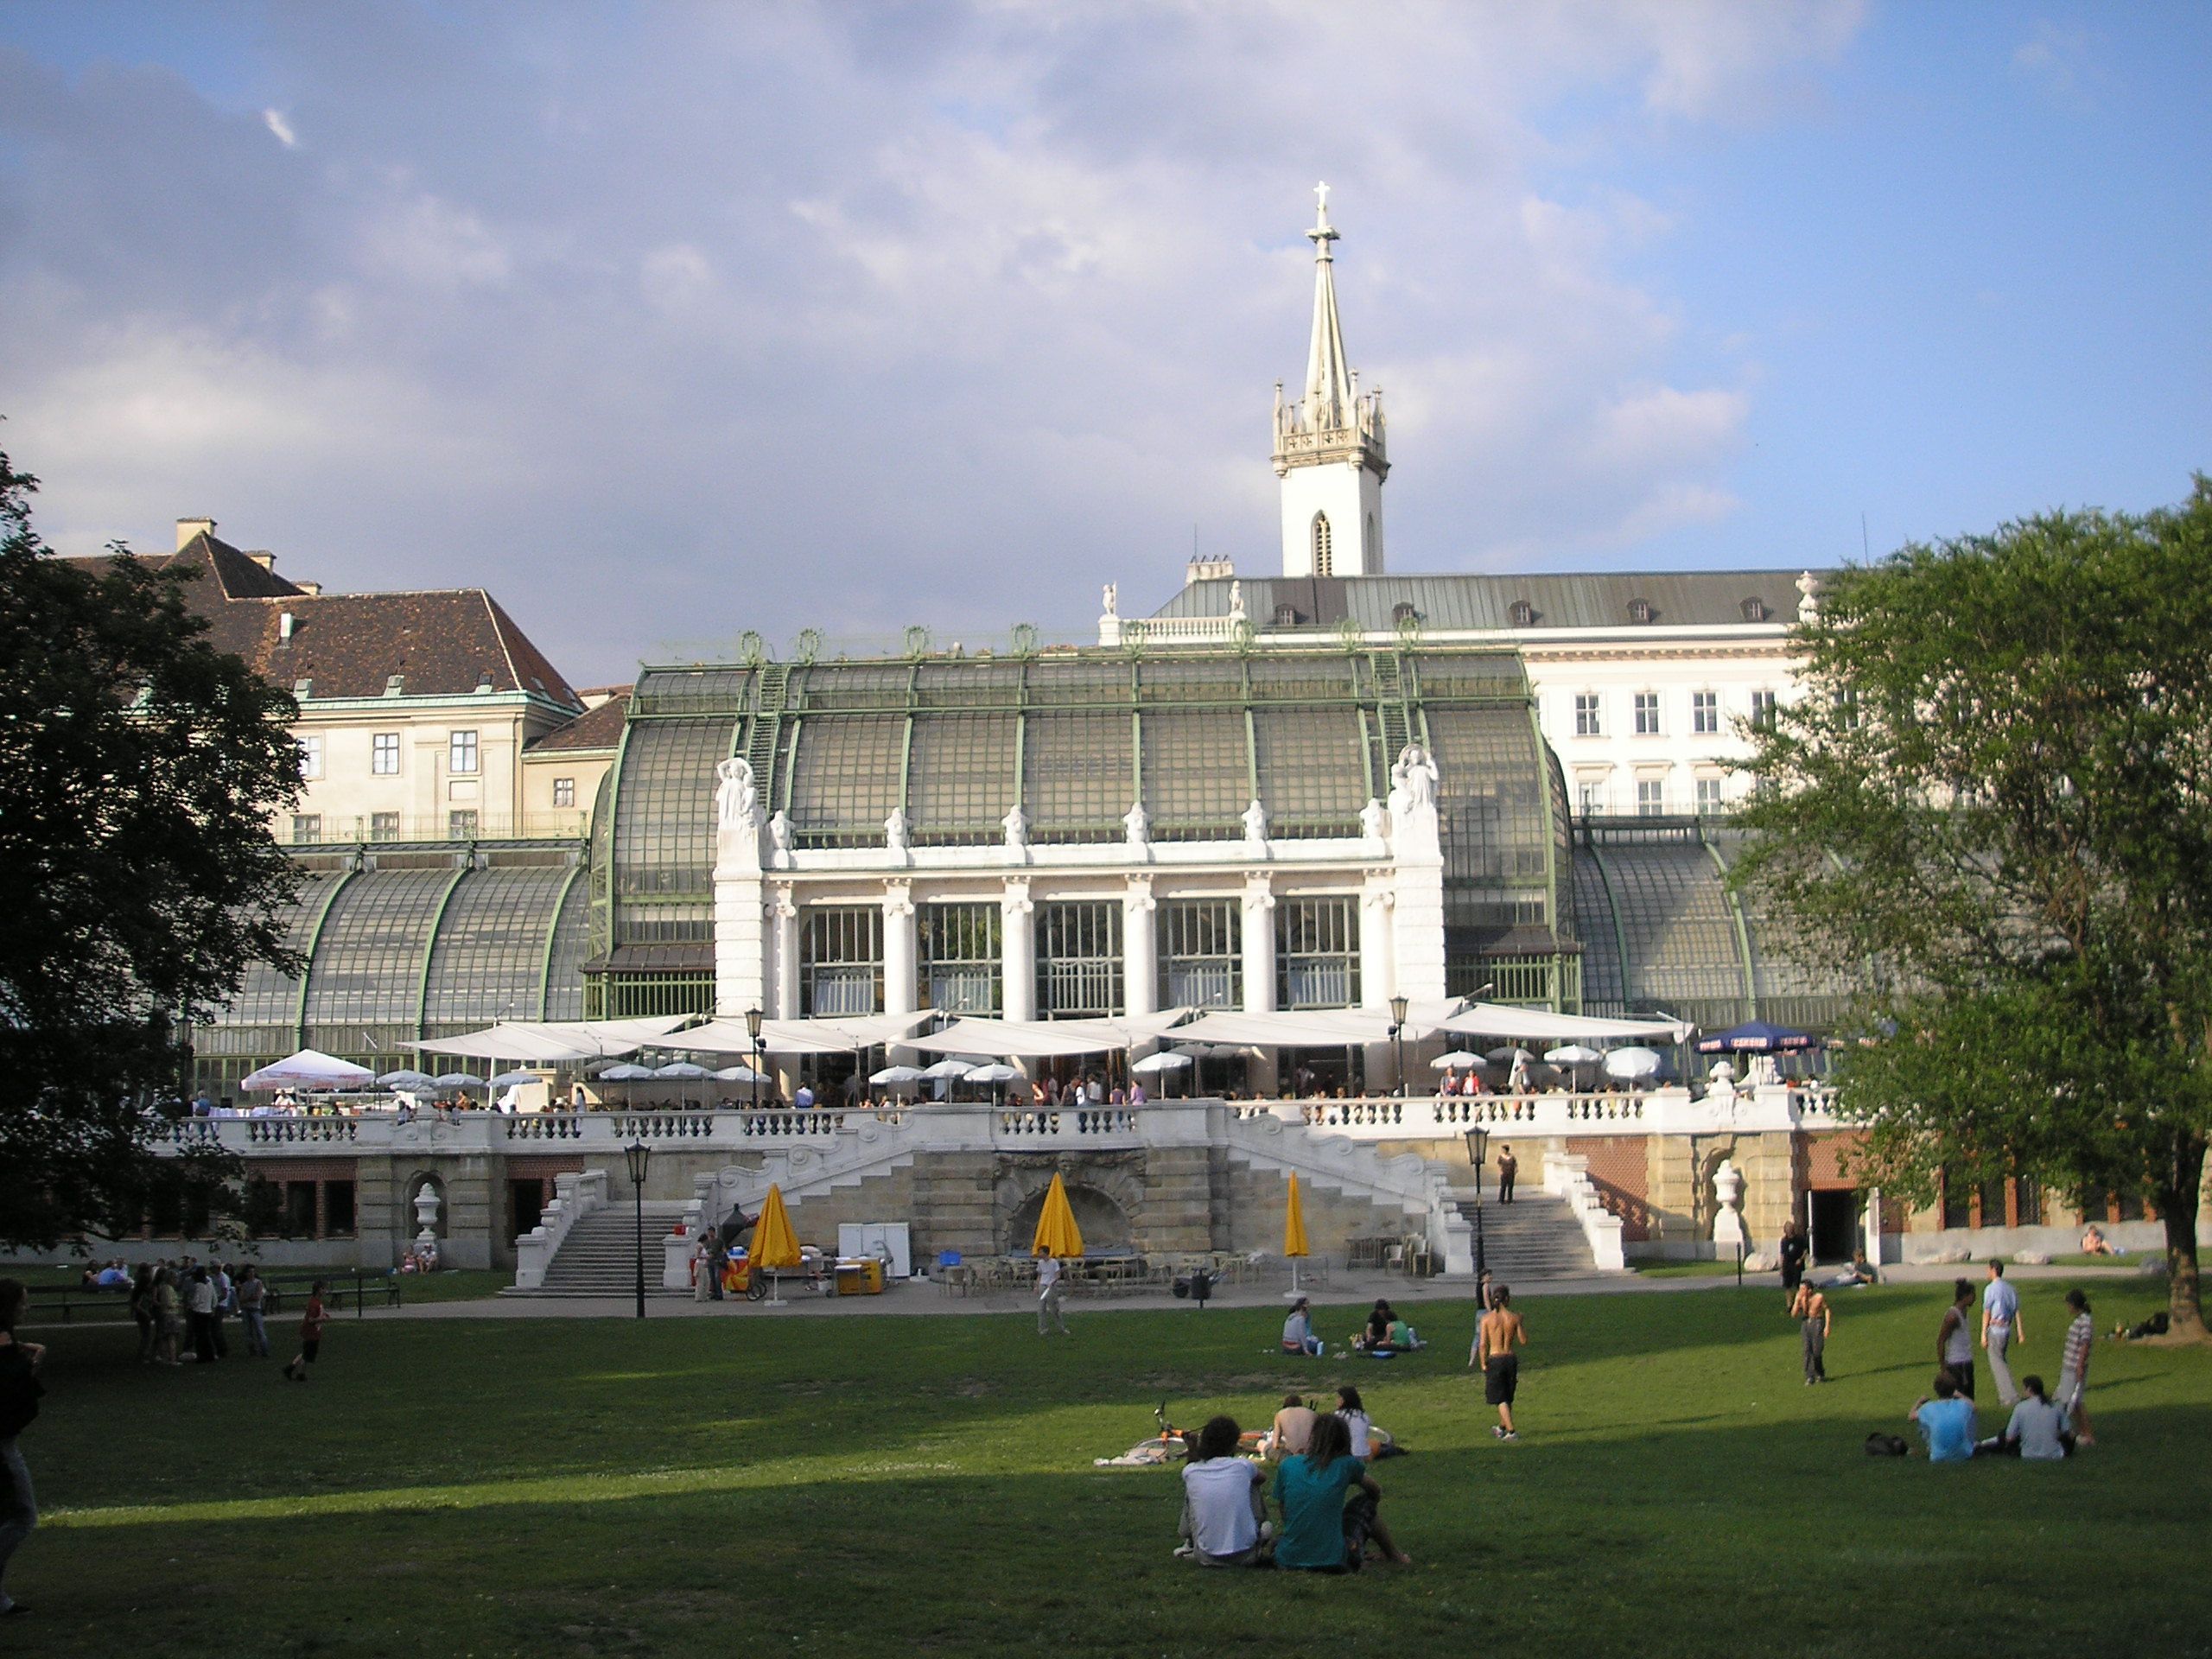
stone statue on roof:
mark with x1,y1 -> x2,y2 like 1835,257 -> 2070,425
1360,796 -> 1389,843
715,756 -> 758,830
1242,798 -> 1270,848
1002,802 -> 1030,854
1123,800 -> 1150,852
767,810 -> 793,859
1388,744 -> 1438,817
884,805 -> 911,855
1102,582 -> 1118,618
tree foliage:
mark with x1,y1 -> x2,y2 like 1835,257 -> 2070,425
1732,480 -> 2212,1334
0,445 -> 303,1249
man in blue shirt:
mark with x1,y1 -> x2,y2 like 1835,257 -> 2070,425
1910,1370 -> 1978,1462
1981,1261 -> 2024,1408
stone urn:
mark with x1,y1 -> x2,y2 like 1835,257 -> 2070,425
1713,1158 -> 1746,1252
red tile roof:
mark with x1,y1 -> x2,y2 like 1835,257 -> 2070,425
528,688 -> 632,753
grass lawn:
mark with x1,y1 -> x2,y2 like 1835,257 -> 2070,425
13,1278 -> 2209,1658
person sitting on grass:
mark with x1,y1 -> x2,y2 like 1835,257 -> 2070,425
1333,1385 -> 1375,1458
1380,1314 -> 1424,1352
1266,1393 -> 1317,1461
1352,1300 -> 1395,1352
2078,1224 -> 2122,1257
1909,1370 -> 1977,1462
1270,1412 -> 1411,1572
1175,1415 -> 1269,1567
1993,1375 -> 2073,1460
1281,1297 -> 1323,1357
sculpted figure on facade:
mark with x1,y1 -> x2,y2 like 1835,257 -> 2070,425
766,810 -> 794,861
883,879 -> 915,920
1388,744 -> 1439,817
1002,876 -> 1033,918
714,756 -> 762,867
1122,799 -> 1151,854
1359,796 -> 1389,843
1229,579 -> 1245,621
884,805 -> 911,855
1242,798 -> 1270,848
1001,802 -> 1030,854
1796,569 -> 1822,624
1102,582 -> 1118,618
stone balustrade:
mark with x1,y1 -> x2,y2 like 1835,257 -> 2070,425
513,1167 -> 609,1291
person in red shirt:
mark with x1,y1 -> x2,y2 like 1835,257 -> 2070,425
283,1281 -> 329,1382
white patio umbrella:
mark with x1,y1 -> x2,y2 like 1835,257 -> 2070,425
595,1063 -> 654,1081
966,1063 -> 1022,1083
870,1064 -> 927,1087
652,1062 -> 713,1080
919,1058 -> 978,1080
1543,1046 -> 1603,1065
1130,1052 -> 1192,1073
1604,1046 -> 1665,1084
1484,1046 -> 1535,1065
1431,1050 -> 1484,1070
487,1070 -> 541,1089
374,1068 -> 436,1090
241,1049 -> 374,1092
430,1072 -> 483,1090
712,1065 -> 768,1084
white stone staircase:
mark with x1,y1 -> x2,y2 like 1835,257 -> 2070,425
1452,1191 -> 1600,1281
524,1201 -> 693,1297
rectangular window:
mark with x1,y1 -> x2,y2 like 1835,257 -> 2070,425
1036,900 -> 1122,1018
1633,692 -> 1662,735
1156,899 -> 1242,1009
1694,778 -> 1725,816
291,814 -> 321,844
919,902 -> 1001,1014
448,729 -> 480,773
323,1179 -> 356,1238
371,811 -> 400,842
2012,1179 -> 2043,1227
1751,690 -> 1778,730
1692,691 -> 1719,735
1635,779 -> 1664,817
1573,693 -> 1601,738
1941,1170 -> 1973,1230
801,906 -> 884,1017
552,776 -> 575,809
1977,1174 -> 2009,1228
297,734 -> 324,780
448,809 -> 479,840
1276,897 -> 1360,1009
372,732 -> 401,774
283,1181 -> 318,1239
1576,781 -> 1604,817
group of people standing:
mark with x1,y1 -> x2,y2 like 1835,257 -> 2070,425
123,1261 -> 267,1366
1910,1270 -> 2097,1460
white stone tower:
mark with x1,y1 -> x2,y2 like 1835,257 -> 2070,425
1274,183 -> 1388,578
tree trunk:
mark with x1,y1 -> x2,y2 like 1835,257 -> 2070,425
2162,1135 -> 2206,1340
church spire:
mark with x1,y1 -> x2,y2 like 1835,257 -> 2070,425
1273,184 -> 1387,579
1304,182 -> 1354,431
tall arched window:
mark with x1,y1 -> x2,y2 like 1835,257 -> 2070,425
1312,512 -> 1332,576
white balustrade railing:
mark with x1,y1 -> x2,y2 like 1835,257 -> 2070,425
1543,1152 -> 1627,1270
513,1167 -> 608,1291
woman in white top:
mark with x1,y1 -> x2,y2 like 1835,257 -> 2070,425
1335,1384 -> 1374,1459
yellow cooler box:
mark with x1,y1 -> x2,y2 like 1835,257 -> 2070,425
832,1258 -> 885,1296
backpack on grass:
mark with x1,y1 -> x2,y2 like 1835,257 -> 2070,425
1864,1433 -> 1909,1458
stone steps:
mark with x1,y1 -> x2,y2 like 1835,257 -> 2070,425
1452,1192 -> 1603,1281
521,1203 -> 692,1295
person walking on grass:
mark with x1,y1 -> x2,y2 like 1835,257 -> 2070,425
1778,1222 -> 1808,1307
2056,1289 -> 2096,1447
283,1281 -> 329,1382
1981,1260 -> 2024,1408
237,1267 -> 269,1358
1471,1285 -> 1528,1440
0,1279 -> 46,1620
1036,1254 -> 1071,1338
1937,1279 -> 1976,1402
1791,1281 -> 1831,1383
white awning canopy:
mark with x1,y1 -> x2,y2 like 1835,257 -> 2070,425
240,1048 -> 374,1092
672,1012 -> 933,1056
413,1015 -> 697,1062
1431,1002 -> 1694,1046
1168,1001 -> 1689,1049
905,1011 -> 1194,1059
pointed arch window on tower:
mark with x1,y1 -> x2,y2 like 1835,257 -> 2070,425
1312,512 -> 1333,576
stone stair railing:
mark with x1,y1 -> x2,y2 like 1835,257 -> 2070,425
513,1168 -> 610,1291
1224,1110 -> 1472,1276
1541,1152 -> 1626,1271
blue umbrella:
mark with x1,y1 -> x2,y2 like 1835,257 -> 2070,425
1695,1020 -> 1818,1055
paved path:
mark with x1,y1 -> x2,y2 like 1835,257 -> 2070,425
372,1259 -> 2150,1322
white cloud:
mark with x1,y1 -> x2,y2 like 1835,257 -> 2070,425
262,108 -> 297,148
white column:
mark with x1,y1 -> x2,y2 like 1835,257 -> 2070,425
1122,874 -> 1157,1019
1387,764 -> 1448,1006
1240,874 -> 1276,1014
1001,877 -> 1036,1022
711,781 -> 767,1019
767,883 -> 799,1020
882,880 -> 918,1016
1360,880 -> 1397,1094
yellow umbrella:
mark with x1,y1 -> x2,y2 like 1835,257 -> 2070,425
1284,1173 -> 1310,1296
1030,1172 -> 1084,1259
750,1183 -> 802,1306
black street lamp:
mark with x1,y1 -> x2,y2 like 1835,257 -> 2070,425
745,1006 -> 765,1112
1461,1122 -> 1490,1287
624,1138 -> 652,1320
1388,994 -> 1409,1098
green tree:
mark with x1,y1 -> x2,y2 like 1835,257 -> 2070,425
1732,481 -> 2212,1338
0,444 -> 303,1249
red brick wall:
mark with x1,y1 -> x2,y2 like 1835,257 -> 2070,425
1567,1136 -> 1651,1242
1802,1131 -> 1867,1187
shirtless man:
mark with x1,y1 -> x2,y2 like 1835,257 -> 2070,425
1471,1285 -> 1529,1441
1267,1392 -> 1318,1461
1790,1281 -> 1831,1383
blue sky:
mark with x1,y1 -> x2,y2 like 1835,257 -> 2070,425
2,3 -> 2204,685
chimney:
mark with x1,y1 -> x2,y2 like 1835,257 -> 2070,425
246,550 -> 277,571
296,581 -> 323,597
175,517 -> 215,551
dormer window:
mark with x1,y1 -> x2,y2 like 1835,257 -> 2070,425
1390,601 -> 1419,626
474,671 -> 494,694
1509,600 -> 1535,628
1627,597 -> 1655,625
1741,596 -> 1770,623
292,677 -> 314,698
1273,603 -> 1300,627
384,673 -> 406,696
